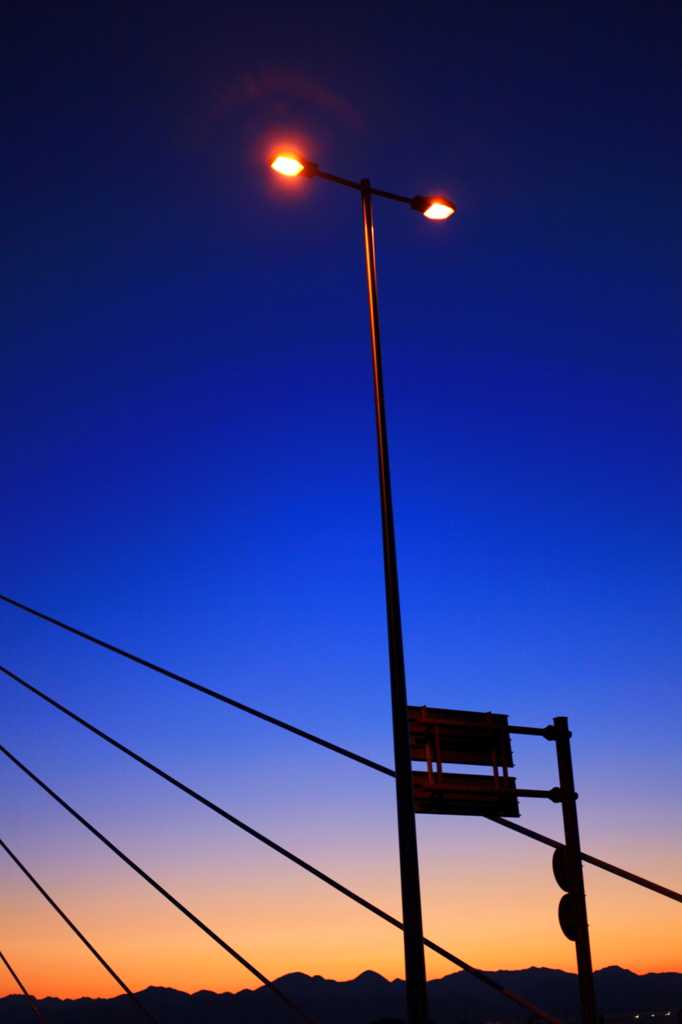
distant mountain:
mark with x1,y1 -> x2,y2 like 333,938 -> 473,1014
2,966 -> 681,1024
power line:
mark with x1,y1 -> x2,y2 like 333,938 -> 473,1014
0,605 -> 673,1021
0,593 -> 391,776
0,838 -> 157,1024
0,948 -> 47,1024
0,675 -> 561,1024
4,630 -> 674,1014
0,745 -> 319,1024
0,664 -> 402,926
0,599 -> 678,912
1,593 -> 675,913
486,816 -> 682,904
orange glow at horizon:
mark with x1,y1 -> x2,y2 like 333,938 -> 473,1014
1,820 -> 679,1001
270,153 -> 306,176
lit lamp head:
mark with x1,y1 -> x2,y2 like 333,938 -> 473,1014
411,195 -> 456,220
269,151 -> 318,178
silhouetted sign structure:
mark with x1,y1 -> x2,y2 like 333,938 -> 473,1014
408,706 -> 519,817
408,706 -> 599,1024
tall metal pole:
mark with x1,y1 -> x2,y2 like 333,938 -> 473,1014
360,178 -> 429,1024
554,717 -> 598,1024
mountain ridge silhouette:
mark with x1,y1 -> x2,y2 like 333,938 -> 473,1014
2,966 -> 680,1024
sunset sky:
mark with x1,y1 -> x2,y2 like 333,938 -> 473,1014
0,0 -> 680,1002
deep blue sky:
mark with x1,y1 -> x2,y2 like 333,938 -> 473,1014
0,0 -> 680,997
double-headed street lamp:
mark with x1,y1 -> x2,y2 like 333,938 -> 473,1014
270,151 -> 455,1024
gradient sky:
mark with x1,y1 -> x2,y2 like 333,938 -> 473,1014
1,0 -> 681,1002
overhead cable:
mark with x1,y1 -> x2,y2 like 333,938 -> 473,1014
0,839 -> 157,1024
0,664 -> 401,927
0,949 -> 46,1024
0,746 -> 319,1024
0,679 -> 561,1024
0,593 -> 391,776
1,596 -> 676,909
486,816 -> 682,904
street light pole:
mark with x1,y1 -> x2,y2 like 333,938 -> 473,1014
269,152 -> 455,1024
361,179 -> 429,1024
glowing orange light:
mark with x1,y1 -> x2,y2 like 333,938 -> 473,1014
270,153 -> 306,176
423,199 -> 455,220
